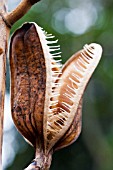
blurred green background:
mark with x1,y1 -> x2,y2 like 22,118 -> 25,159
3,0 -> 113,169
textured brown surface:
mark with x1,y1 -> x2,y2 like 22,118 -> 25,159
10,23 -> 46,146
0,2 -> 10,167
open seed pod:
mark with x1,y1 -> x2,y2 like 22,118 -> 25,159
10,22 -> 102,169
44,43 -> 102,153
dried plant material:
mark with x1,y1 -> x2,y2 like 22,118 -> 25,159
4,0 -> 41,26
44,43 -> 102,153
0,3 -> 10,168
10,22 -> 102,169
10,23 -> 62,148
54,99 -> 82,151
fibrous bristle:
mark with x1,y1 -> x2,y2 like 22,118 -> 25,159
46,40 -> 58,44
49,45 -> 60,48
46,35 -> 55,39
52,52 -> 62,56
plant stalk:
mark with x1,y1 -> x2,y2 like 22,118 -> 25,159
0,0 -> 10,168
4,0 -> 41,27
25,139 -> 53,170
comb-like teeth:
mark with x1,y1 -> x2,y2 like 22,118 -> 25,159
63,93 -> 74,101
73,64 -> 83,75
84,44 -> 94,55
51,59 -> 62,63
81,53 -> 90,64
52,55 -> 61,58
47,40 -> 58,44
77,58 -> 87,68
82,49 -> 92,60
52,52 -> 62,56
49,48 -> 60,52
67,84 -> 75,91
46,33 -> 53,36
51,93 -> 60,98
52,71 -> 62,75
62,101 -> 72,108
64,90 -> 74,98
65,87 -> 75,97
49,45 -> 60,48
76,61 -> 85,72
51,64 -> 62,68
71,73 -> 80,83
46,35 -> 55,39
58,107 -> 66,113
49,108 -> 57,112
50,103 -> 58,107
50,100 -> 58,104
58,112 -> 68,118
69,77 -> 79,88
52,70 -> 62,73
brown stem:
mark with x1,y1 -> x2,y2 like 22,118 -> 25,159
25,152 -> 52,170
25,140 -> 53,170
3,0 -> 41,27
0,1 -> 10,168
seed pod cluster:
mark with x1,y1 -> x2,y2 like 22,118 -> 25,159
10,23 -> 102,169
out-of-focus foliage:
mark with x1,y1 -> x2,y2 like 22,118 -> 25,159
3,0 -> 113,170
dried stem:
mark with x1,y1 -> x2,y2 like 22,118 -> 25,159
25,140 -> 53,170
25,152 -> 52,170
0,0 -> 10,168
3,0 -> 41,27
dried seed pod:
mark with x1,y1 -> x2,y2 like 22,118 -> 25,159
10,23 -> 62,147
44,43 -> 102,153
10,22 -> 102,169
